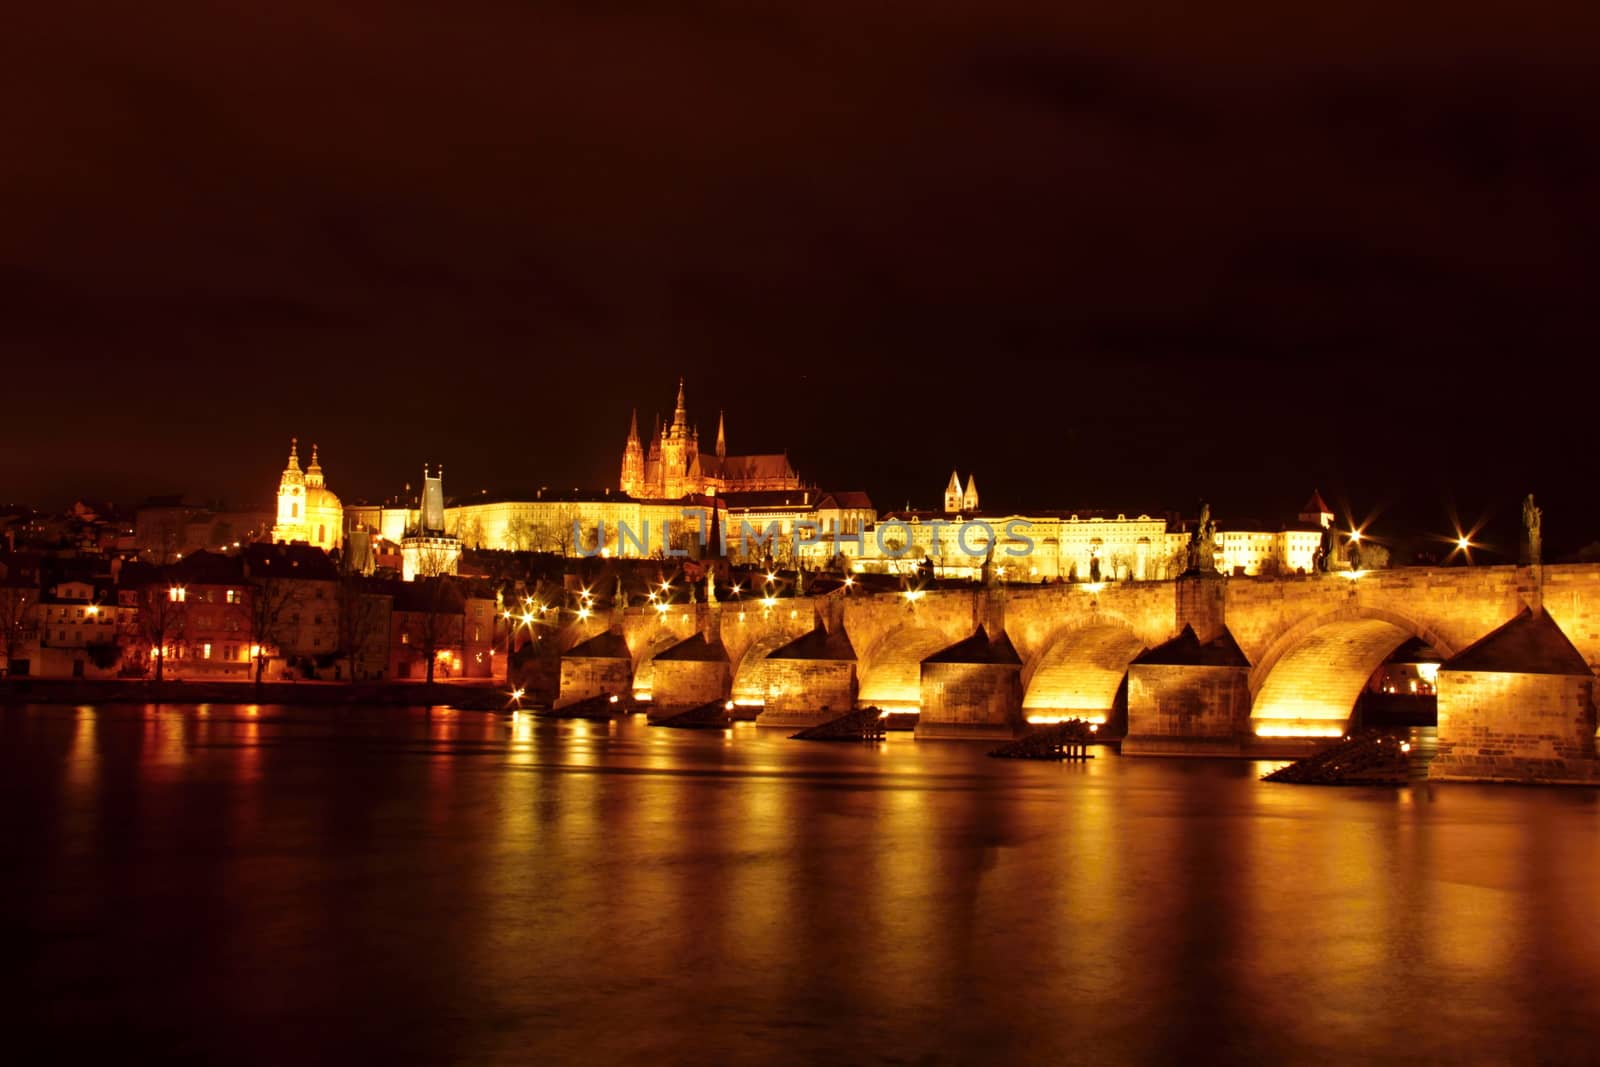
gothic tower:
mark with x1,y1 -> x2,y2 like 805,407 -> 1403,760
620,409 -> 644,496
962,474 -> 980,512
944,470 -> 962,514
715,410 -> 726,459
661,378 -> 689,499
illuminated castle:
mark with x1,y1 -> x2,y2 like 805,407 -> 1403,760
620,379 -> 802,500
271,438 -> 343,552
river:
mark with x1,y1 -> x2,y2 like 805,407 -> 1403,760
2,703 -> 1597,1064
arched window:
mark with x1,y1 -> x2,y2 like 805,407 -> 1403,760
292,503 -> 299,519
318,524 -> 326,543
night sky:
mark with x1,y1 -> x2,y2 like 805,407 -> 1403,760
5,3 -> 1598,559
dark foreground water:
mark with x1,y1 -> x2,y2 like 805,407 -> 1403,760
3,704 -> 1599,1065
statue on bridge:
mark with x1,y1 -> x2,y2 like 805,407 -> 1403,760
615,574 -> 626,609
1187,503 -> 1216,574
1523,494 -> 1543,566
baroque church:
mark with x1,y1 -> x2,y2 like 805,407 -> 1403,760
271,439 -> 343,552
620,379 -> 802,500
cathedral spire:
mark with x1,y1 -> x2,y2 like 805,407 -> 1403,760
286,437 -> 302,472
672,377 -> 687,430
627,408 -> 640,443
962,474 -> 979,512
944,470 -> 961,514
715,410 -> 726,458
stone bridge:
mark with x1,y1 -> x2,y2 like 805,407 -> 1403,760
550,565 -> 1600,782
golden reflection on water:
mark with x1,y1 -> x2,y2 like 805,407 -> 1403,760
13,708 -> 1600,1064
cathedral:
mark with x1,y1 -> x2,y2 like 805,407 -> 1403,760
271,438 -> 343,552
620,379 -> 802,500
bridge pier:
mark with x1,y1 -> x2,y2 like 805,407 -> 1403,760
645,633 -> 731,718
753,626 -> 859,729
556,631 -> 632,708
1430,609 -> 1600,784
915,626 -> 1025,741
1123,625 -> 1252,757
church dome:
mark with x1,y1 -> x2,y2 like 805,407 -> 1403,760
305,483 -> 342,514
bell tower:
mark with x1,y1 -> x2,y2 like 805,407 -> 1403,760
272,437 -> 308,543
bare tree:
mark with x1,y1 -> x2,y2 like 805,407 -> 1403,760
505,514 -> 536,552
411,540 -> 458,579
1106,550 -> 1135,582
455,516 -> 484,550
531,504 -> 582,556
337,576 -> 388,682
411,577 -> 462,684
0,584 -> 35,677
140,582 -> 189,683
244,578 -> 297,688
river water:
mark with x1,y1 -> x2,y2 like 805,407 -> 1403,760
3,703 -> 1598,1065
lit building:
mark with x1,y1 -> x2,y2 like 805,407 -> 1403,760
270,439 -> 343,552
401,466 -> 462,581
844,473 -> 1188,581
34,577 -> 118,677
1213,492 -> 1334,576
620,379 -> 802,500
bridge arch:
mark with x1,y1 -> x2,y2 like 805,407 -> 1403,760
630,630 -> 687,703
730,631 -> 808,708
1248,607 -> 1457,737
1021,622 -> 1146,725
857,625 -> 956,710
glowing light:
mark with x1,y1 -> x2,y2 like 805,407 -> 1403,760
1400,741 -> 1412,753
511,687 -> 526,701
1254,724 -> 1346,738
1335,570 -> 1367,581
1079,582 -> 1105,594
521,612 -> 534,625
902,589 -> 925,602
608,694 -> 619,704
1417,662 -> 1440,683
1026,713 -> 1107,725
1457,536 -> 1471,550
730,583 -> 741,596
760,597 -> 777,609
724,700 -> 735,711
576,607 -> 591,621
655,603 -> 669,614
1349,529 -> 1363,543
843,576 -> 854,587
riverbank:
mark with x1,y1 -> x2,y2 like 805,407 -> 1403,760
0,677 -> 517,711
